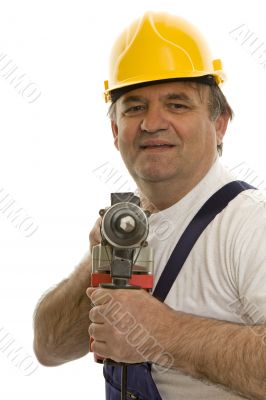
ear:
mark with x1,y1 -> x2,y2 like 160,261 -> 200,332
111,120 -> 119,150
214,113 -> 230,146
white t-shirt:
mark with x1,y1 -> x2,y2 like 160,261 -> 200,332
148,158 -> 266,399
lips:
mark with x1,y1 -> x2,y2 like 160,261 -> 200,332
140,142 -> 175,150
139,141 -> 175,150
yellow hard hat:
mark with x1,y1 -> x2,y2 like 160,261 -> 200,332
104,12 -> 224,102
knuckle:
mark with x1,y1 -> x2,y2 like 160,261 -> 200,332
89,218 -> 101,243
88,230 -> 94,242
88,323 -> 94,336
89,230 -> 97,243
89,308 -> 95,321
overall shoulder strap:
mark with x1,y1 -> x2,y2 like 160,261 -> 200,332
152,180 -> 256,302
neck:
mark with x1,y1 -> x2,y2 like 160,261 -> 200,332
137,160 -> 216,212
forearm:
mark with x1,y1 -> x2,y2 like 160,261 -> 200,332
33,252 -> 92,366
154,310 -> 266,399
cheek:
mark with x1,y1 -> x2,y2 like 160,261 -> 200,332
112,118 -> 136,150
115,131 -> 131,158
180,120 -> 215,153
117,120 -> 138,147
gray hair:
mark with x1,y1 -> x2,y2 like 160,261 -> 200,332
207,85 -> 233,156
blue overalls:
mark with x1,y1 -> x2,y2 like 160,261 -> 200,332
103,181 -> 255,400
104,362 -> 162,400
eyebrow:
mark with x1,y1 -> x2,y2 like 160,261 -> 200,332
164,92 -> 197,106
166,93 -> 192,101
121,95 -> 146,105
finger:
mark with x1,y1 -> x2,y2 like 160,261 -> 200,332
89,217 -> 102,249
89,306 -> 106,323
87,288 -> 114,306
88,323 -> 106,342
86,287 -> 97,299
91,340 -> 109,359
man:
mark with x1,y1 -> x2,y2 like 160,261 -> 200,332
33,12 -> 266,399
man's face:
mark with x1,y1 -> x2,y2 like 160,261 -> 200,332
111,82 -> 228,187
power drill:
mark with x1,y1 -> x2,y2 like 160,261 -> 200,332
90,192 -> 154,363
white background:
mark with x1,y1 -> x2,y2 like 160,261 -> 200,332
0,0 -> 266,398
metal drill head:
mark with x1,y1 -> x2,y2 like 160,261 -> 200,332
119,215 -> 136,232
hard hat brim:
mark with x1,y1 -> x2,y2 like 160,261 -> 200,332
106,75 -> 219,103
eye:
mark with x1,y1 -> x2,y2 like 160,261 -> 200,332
167,103 -> 188,111
123,104 -> 146,115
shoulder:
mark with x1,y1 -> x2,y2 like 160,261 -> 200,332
213,187 -> 266,248
217,160 -> 266,221
218,186 -> 266,271
210,186 -> 266,259
226,187 -> 266,222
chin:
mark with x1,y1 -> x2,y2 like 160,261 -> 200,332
129,161 -> 181,183
138,170 -> 178,183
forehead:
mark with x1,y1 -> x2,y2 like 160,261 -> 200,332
118,81 -> 208,104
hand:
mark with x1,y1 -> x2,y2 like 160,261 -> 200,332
89,217 -> 102,253
86,287 -> 175,367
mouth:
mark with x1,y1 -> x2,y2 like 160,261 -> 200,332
139,143 -> 175,151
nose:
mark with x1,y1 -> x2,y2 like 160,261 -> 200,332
140,105 -> 169,133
